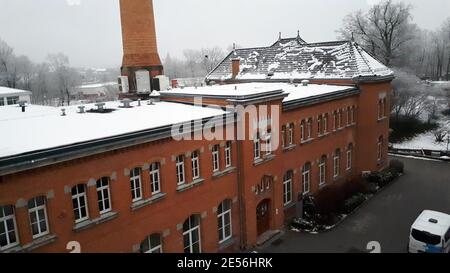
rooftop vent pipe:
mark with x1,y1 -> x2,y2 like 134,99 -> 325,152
95,103 -> 106,111
301,80 -> 310,86
61,108 -> 66,116
120,99 -> 132,108
78,106 -> 85,114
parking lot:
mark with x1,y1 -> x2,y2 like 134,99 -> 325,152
261,155 -> 450,253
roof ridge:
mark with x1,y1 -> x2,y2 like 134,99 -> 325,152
351,42 -> 375,75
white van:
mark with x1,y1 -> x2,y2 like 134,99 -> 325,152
408,210 -> 450,253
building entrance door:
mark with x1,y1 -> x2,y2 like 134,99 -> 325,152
256,199 -> 271,236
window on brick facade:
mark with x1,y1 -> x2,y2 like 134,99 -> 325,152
333,149 -> 341,178
347,144 -> 353,170
319,155 -> 327,186
217,200 -> 232,243
72,184 -> 88,223
378,136 -> 384,161
130,168 -> 143,202
191,151 -> 200,180
96,177 -> 112,214
0,205 -> 19,251
253,134 -> 261,160
225,141 -> 232,168
183,215 -> 201,253
283,171 -> 293,206
333,111 -> 338,130
288,123 -> 294,145
28,196 -> 49,239
302,163 -> 311,193
323,113 -> 328,133
307,118 -> 312,139
140,233 -> 162,253
150,162 -> 161,195
176,155 -> 185,185
212,145 -> 220,172
281,125 -> 286,148
317,115 -> 323,135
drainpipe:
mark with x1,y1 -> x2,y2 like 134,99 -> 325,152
235,110 -> 247,250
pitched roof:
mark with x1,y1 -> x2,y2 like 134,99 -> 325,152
206,38 -> 393,82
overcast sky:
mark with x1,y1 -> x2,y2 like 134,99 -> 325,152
0,0 -> 448,68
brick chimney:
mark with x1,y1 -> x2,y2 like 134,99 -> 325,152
119,0 -> 164,94
232,58 -> 240,79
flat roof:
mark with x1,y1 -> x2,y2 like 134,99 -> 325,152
412,210 -> 450,235
161,82 -> 356,102
0,101 -> 227,159
0,86 -> 32,96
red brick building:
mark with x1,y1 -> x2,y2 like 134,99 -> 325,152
0,1 -> 394,253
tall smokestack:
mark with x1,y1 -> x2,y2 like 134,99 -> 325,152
119,0 -> 163,95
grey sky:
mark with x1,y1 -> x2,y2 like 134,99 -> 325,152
0,0 -> 448,68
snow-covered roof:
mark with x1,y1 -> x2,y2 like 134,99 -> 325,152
0,86 -> 32,96
412,210 -> 450,236
161,82 -> 357,103
206,39 -> 394,82
0,101 -> 227,158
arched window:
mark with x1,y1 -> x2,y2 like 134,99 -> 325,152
28,196 -> 49,239
288,123 -> 294,145
307,118 -> 313,139
71,184 -> 88,223
281,125 -> 286,148
333,111 -> 338,130
347,144 -> 353,170
317,115 -> 323,135
302,163 -> 311,193
333,149 -> 341,178
300,120 -> 305,142
283,171 -> 293,206
140,233 -> 162,253
96,177 -> 112,214
319,155 -> 327,185
378,136 -> 384,161
217,200 -> 232,243
323,113 -> 328,133
191,150 -> 201,179
130,167 -> 142,202
183,215 -> 201,253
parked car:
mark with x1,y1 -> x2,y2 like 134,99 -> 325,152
408,210 -> 450,253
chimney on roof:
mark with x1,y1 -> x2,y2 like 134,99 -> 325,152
278,32 -> 282,41
232,58 -> 240,79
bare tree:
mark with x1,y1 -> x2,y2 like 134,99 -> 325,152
200,47 -> 225,74
338,0 -> 416,66
183,49 -> 201,78
47,53 -> 80,106
0,38 -> 15,87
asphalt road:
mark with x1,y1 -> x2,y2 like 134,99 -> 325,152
260,155 -> 450,253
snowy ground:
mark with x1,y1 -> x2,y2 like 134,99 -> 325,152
393,111 -> 450,151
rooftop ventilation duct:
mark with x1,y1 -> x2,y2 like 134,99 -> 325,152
301,80 -> 310,86
78,106 -> 85,114
120,99 -> 132,108
95,102 -> 106,111
61,108 -> 66,116
150,90 -> 161,102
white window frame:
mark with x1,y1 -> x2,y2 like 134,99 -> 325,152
96,177 -> 112,214
212,145 -> 220,172
351,106 -> 356,124
28,197 -> 49,239
302,164 -> 311,194
176,155 -> 186,185
319,158 -> 326,185
0,205 -> 19,251
141,234 -> 163,253
72,184 -> 89,223
347,148 -> 352,170
281,125 -> 286,148
333,111 -> 338,130
378,137 -> 383,161
217,201 -> 232,243
253,137 -> 261,160
288,124 -> 294,145
300,121 -> 305,142
183,216 -> 202,253
318,116 -> 323,135
225,142 -> 232,168
191,151 -> 201,180
130,168 -> 143,202
323,114 -> 328,133
283,173 -> 293,206
265,133 -> 272,155
333,152 -> 340,178
307,119 -> 312,139
150,162 -> 161,195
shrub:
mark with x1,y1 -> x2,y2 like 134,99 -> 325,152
390,116 -> 438,143
291,218 -> 314,230
389,159 -> 404,174
342,193 -> 366,214
313,183 -> 346,215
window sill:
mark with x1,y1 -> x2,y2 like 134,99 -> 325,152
212,167 -> 236,179
377,117 -> 388,122
300,138 -> 314,145
346,123 -> 356,128
318,132 -> 331,139
176,178 -> 205,193
283,202 -> 296,210
131,193 -> 167,211
73,211 -> 118,232
218,237 -> 236,251
282,144 -> 297,152
319,183 -> 326,189
0,235 -> 55,253
253,154 -> 275,166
